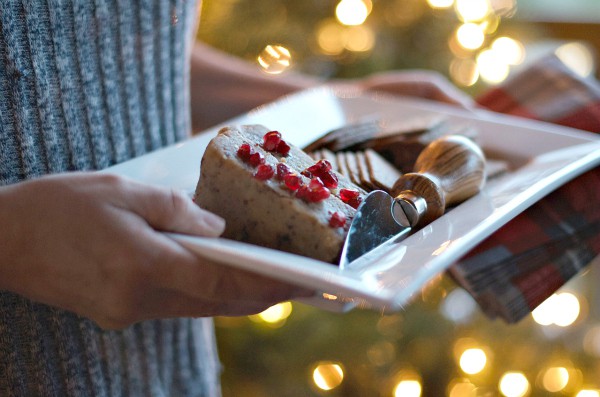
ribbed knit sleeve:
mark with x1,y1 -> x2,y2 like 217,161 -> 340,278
0,1 -> 222,396
0,0 -> 197,184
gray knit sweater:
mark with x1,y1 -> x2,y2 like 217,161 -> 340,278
0,1 -> 221,396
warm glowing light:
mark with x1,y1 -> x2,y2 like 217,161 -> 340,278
577,390 -> 600,397
336,0 -> 370,26
394,380 -> 422,397
477,49 -> 509,84
542,367 -> 569,392
257,45 -> 292,74
251,302 -> 292,325
427,0 -> 454,9
343,25 -> 375,52
499,372 -> 529,397
312,362 -> 344,390
478,14 -> 500,34
450,58 -> 479,87
456,23 -> 485,50
556,42 -> 596,78
532,292 -> 580,327
316,21 -> 346,55
455,0 -> 490,22
459,348 -> 487,374
449,380 -> 477,397
492,37 -> 525,65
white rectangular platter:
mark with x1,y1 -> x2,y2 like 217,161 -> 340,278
106,87 -> 600,312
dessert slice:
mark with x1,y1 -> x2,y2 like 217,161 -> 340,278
194,125 -> 365,264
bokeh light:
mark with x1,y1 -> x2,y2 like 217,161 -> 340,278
312,361 -> 344,391
427,0 -> 454,9
394,380 -> 422,397
456,23 -> 485,50
491,36 -> 525,65
257,44 -> 292,74
336,0 -> 371,26
455,0 -> 490,22
532,292 -> 580,327
555,42 -> 596,78
343,25 -> 375,52
577,390 -> 600,397
541,367 -> 569,392
450,58 -> 479,87
250,302 -> 292,326
448,379 -> 477,397
459,348 -> 487,374
499,372 -> 530,397
476,49 -> 510,84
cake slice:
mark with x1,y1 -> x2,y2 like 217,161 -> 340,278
194,125 -> 366,264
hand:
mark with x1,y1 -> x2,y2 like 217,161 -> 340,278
348,70 -> 476,109
0,173 -> 308,329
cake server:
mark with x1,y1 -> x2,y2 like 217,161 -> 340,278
339,134 -> 486,269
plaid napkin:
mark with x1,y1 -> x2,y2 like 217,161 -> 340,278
449,54 -> 600,323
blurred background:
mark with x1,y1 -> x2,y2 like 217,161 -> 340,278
196,1 -> 600,396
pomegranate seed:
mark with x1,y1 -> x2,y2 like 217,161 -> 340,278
297,177 -> 330,203
276,140 -> 290,156
308,177 -> 325,190
276,163 -> 292,180
319,171 -> 338,189
254,164 -> 274,180
306,159 -> 332,176
347,195 -> 362,209
329,212 -> 347,228
248,152 -> 265,167
339,188 -> 360,202
309,186 -> 330,201
283,173 -> 303,190
295,185 -> 309,200
263,131 -> 282,151
237,143 -> 253,161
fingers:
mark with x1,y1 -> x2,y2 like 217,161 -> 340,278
119,180 -> 225,237
360,70 -> 476,109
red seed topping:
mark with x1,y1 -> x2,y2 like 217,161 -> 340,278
237,143 -> 253,161
276,163 -> 292,180
306,159 -> 332,175
301,169 -> 312,178
276,140 -> 290,156
263,131 -> 282,151
297,177 -> 330,203
329,212 -> 347,228
248,152 -> 265,167
319,171 -> 338,189
254,164 -> 274,180
339,188 -> 362,209
283,173 -> 303,190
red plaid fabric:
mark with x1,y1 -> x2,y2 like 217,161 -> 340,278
450,54 -> 600,323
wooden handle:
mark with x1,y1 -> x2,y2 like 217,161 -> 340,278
391,134 -> 486,227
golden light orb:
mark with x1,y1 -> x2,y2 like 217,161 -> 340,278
450,58 -> 479,87
312,361 -> 344,391
336,0 -> 370,26
459,348 -> 487,374
492,37 -> 525,65
556,42 -> 596,78
455,0 -> 490,22
394,380 -> 422,397
477,49 -> 509,84
456,23 -> 485,50
542,367 -> 569,393
427,0 -> 454,9
257,44 -> 292,74
250,302 -> 292,327
499,372 -> 530,397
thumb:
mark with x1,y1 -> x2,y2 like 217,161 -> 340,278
124,182 -> 225,237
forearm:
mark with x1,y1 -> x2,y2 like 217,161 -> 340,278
189,42 -> 320,132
